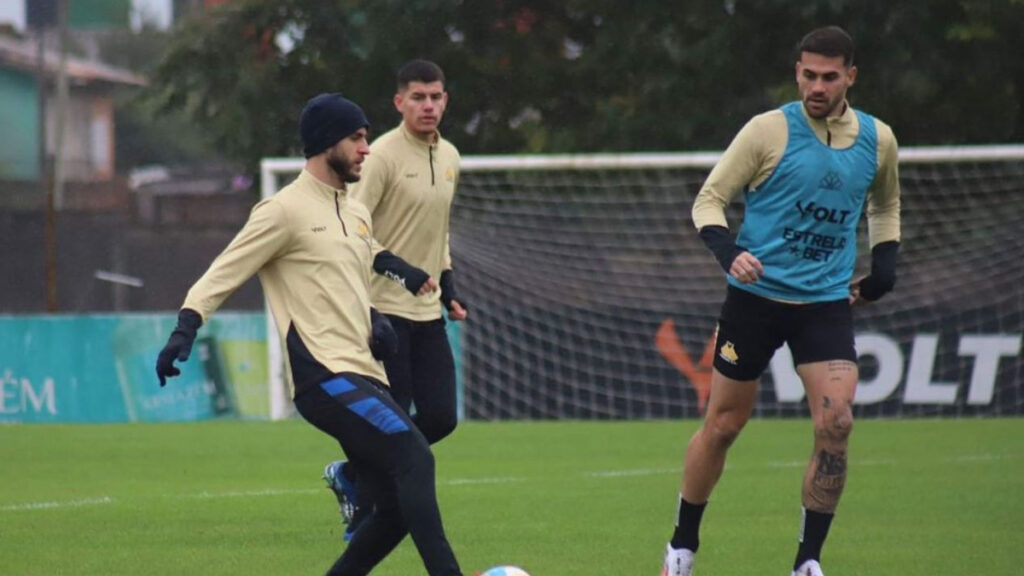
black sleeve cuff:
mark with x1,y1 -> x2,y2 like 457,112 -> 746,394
372,251 -> 429,295
859,241 -> 900,301
439,269 -> 466,311
698,225 -> 746,273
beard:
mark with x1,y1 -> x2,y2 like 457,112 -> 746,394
802,93 -> 843,119
327,150 -> 360,184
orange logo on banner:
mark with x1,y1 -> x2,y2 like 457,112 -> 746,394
655,318 -> 717,415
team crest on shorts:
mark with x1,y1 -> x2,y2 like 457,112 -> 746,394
719,341 -> 739,365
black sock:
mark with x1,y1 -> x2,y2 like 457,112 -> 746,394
670,496 -> 707,552
794,507 -> 834,569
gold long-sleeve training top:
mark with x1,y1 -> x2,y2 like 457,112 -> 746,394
692,101 -> 901,249
351,122 -> 461,321
182,169 -> 388,397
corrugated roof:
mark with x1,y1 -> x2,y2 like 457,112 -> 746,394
0,34 -> 146,87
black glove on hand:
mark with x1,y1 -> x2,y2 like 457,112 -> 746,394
858,241 -> 900,301
373,250 -> 431,295
156,308 -> 203,387
439,269 -> 467,311
370,308 -> 399,361
698,225 -> 747,274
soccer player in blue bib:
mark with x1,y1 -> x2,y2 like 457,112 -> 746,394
661,26 -> 901,576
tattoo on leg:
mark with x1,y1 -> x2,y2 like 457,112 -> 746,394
827,360 -> 855,372
827,360 -> 855,383
808,449 -> 847,511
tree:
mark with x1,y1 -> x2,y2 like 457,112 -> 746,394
146,0 -> 1024,171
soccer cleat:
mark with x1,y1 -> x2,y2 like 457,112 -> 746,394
661,543 -> 694,576
323,460 -> 365,541
791,559 -> 824,576
346,498 -> 371,542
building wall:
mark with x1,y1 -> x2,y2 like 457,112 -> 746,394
45,91 -> 115,181
0,67 -> 118,183
0,67 -> 40,181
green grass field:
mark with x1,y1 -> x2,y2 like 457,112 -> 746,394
1,418 -> 1021,575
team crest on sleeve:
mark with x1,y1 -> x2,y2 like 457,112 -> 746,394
719,341 -> 739,365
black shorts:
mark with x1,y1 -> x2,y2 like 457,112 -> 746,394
712,285 -> 856,381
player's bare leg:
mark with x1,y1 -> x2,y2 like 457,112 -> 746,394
664,369 -> 757,575
682,369 -> 758,503
792,359 -> 858,574
800,360 -> 857,511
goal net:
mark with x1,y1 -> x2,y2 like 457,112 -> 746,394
261,146 -> 1024,420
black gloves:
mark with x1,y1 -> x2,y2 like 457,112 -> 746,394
698,225 -> 747,273
858,240 -> 900,301
370,308 -> 398,361
439,269 -> 467,312
373,250 -> 430,295
156,308 -> 203,387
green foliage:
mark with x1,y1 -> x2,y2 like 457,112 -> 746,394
1,419 -> 1022,575
145,0 -> 1024,169
114,88 -> 219,169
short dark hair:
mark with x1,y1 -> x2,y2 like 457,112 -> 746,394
798,26 -> 855,66
397,59 -> 446,90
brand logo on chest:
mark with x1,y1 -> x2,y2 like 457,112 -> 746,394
819,171 -> 843,191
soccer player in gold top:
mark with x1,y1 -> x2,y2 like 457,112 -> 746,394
324,60 -> 467,542
661,26 -> 901,576
155,93 -> 464,576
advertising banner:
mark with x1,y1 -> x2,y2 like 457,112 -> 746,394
0,313 -> 267,423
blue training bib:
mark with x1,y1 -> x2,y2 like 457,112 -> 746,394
730,101 -> 877,302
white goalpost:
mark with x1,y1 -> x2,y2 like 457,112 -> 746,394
261,145 -> 1024,421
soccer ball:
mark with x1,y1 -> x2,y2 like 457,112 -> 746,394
475,566 -> 530,576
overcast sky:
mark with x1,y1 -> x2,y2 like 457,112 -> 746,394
0,0 -> 173,31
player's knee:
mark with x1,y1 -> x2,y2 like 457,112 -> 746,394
416,404 -> 458,444
405,442 -> 436,475
423,415 -> 457,444
815,410 -> 854,444
704,413 -> 747,448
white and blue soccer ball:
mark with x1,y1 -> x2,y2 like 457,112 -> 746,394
475,566 -> 530,576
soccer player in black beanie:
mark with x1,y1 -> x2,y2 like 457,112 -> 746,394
157,92 -> 464,576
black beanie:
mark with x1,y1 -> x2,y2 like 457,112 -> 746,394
300,93 -> 370,158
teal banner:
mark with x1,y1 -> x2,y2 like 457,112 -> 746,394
0,312 -> 463,423
0,313 -> 268,423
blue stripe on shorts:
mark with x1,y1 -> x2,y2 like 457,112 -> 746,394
347,397 -> 410,435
